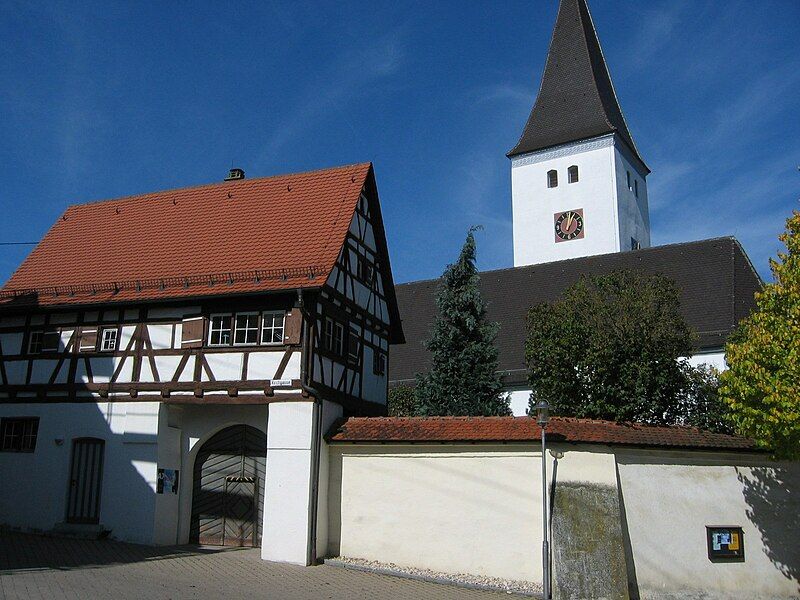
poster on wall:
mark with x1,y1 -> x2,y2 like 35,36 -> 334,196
157,469 -> 179,494
706,526 -> 744,561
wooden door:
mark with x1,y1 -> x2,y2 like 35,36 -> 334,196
190,425 -> 266,547
66,438 -> 105,524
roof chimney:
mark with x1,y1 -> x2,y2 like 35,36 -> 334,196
224,168 -> 245,181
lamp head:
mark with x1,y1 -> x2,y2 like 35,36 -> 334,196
534,399 -> 550,427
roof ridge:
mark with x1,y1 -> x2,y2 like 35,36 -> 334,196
63,162 -> 373,210
396,237 -> 741,287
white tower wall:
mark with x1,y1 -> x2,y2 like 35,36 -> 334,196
511,134 -> 649,267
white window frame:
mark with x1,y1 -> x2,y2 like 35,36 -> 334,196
261,311 -> 285,345
347,325 -> 360,364
208,313 -> 233,346
373,350 -> 386,376
232,312 -> 259,346
28,331 -> 44,354
100,327 -> 118,352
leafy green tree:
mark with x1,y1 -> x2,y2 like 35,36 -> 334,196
525,270 -> 696,424
415,228 -> 510,416
676,365 -> 733,434
720,211 -> 800,459
387,385 -> 419,416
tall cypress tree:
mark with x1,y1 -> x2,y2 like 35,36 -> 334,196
415,228 -> 510,416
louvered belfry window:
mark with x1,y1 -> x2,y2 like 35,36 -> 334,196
547,169 -> 558,188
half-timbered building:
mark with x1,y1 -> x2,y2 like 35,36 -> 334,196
0,162 -> 403,565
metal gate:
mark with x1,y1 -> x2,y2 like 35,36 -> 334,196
190,425 -> 266,547
66,438 -> 105,524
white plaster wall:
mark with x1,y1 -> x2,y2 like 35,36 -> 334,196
327,443 -> 544,581
512,136 -> 620,267
616,450 -> 800,599
613,145 -> 650,251
686,351 -> 727,371
315,400 -> 344,562
262,401 -> 315,565
508,389 -> 531,416
0,401 -> 160,544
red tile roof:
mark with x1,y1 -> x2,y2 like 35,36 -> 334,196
326,416 -> 760,451
1,163 -> 372,308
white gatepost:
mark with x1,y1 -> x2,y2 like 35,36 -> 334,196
261,401 -> 317,565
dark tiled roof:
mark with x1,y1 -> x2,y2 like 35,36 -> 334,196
390,238 -> 761,386
327,416 -> 759,452
508,0 -> 646,170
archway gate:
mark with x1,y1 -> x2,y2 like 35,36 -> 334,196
190,424 -> 267,547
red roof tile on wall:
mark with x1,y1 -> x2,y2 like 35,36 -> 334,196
1,163 -> 372,307
327,416 -> 759,451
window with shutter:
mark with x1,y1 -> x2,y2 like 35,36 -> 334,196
181,316 -> 205,348
79,328 -> 98,352
283,310 -> 302,345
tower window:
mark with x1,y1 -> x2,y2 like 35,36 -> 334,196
626,171 -> 632,191
568,165 -> 579,184
547,170 -> 558,188
634,179 -> 639,198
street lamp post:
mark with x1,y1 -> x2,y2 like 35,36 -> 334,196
535,399 -> 551,600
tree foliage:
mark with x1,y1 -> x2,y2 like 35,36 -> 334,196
525,270 -> 699,425
720,211 -> 800,459
675,365 -> 733,434
387,385 -> 419,417
415,228 -> 511,416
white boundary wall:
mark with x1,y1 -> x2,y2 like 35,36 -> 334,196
326,442 -> 800,598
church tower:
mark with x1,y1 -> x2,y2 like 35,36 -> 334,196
509,0 -> 651,267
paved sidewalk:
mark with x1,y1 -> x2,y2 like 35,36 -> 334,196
0,532 -> 525,599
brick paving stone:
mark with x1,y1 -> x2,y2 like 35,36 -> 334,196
0,532 -> 527,599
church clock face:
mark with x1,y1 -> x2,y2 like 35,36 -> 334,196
554,209 -> 585,242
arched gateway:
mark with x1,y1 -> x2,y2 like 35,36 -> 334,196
190,424 -> 267,547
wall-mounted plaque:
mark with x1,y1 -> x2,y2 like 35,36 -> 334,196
157,468 -> 179,495
706,526 -> 744,561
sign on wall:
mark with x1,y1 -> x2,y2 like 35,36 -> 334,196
706,526 -> 744,561
157,469 -> 179,494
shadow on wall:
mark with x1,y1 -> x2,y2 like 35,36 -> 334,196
736,465 -> 800,592
0,316 -> 157,549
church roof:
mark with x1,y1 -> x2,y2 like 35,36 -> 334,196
389,238 -> 762,386
508,0 -> 647,170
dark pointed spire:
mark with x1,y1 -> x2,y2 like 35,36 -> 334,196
508,0 -> 647,170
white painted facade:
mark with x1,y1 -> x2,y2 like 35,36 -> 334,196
326,441 -> 800,598
511,135 -> 650,268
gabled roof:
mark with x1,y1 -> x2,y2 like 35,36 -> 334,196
508,0 -> 646,170
390,238 -> 762,386
0,163 -> 399,326
327,416 -> 760,452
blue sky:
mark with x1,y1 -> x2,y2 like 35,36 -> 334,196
1,0 -> 798,285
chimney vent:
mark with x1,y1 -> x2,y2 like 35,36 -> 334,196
224,168 -> 245,181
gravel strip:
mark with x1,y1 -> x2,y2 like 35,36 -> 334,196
326,556 -> 542,597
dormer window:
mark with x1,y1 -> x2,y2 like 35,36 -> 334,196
626,171 -> 632,191
547,170 -> 558,188
634,179 -> 639,198
568,165 -> 579,183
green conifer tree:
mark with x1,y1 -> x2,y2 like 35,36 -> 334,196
415,228 -> 510,416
